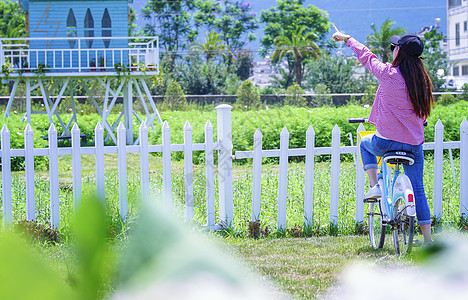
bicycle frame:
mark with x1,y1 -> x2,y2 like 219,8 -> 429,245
379,159 -> 398,223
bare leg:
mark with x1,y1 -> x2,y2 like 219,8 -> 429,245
366,168 -> 379,187
420,224 -> 432,243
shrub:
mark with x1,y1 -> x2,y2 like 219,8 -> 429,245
437,93 -> 458,106
284,83 -> 306,107
163,80 -> 187,110
458,83 -> 468,101
235,79 -> 261,110
310,84 -> 332,107
361,85 -> 377,105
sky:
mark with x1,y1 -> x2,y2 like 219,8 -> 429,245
131,0 -> 447,58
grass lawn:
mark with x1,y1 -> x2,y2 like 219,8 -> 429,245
215,234 -> 409,299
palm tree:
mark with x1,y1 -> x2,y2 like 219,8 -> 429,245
191,30 -> 227,62
271,25 -> 320,87
366,18 -> 406,63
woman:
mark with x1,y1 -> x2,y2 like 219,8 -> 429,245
333,27 -> 434,244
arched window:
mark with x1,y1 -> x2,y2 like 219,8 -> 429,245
66,9 -> 77,48
84,8 -> 94,48
101,8 -> 112,48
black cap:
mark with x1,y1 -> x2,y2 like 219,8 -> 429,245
389,33 -> 424,57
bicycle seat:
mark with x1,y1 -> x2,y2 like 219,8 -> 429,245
382,151 -> 415,166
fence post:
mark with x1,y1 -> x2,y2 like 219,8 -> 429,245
205,120 -> 215,229
304,126 -> 315,227
433,120 -> 444,219
1,125 -> 12,226
278,127 -> 289,230
216,104 -> 233,227
139,122 -> 150,203
355,124 -> 366,224
71,123 -> 82,212
330,124 -> 341,225
48,124 -> 60,228
162,121 -> 172,210
95,122 -> 105,203
25,124 -> 35,221
117,123 -> 128,219
184,121 -> 194,222
460,118 -> 468,217
251,129 -> 263,222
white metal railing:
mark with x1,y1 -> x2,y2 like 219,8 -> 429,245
0,104 -> 467,231
0,36 -> 159,74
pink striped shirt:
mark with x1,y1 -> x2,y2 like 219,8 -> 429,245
346,37 -> 426,145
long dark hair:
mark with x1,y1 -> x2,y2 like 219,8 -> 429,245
392,49 -> 434,119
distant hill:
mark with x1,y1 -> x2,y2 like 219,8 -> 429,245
132,0 -> 446,58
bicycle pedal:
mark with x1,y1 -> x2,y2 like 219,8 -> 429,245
364,198 -> 380,203
412,239 -> 422,247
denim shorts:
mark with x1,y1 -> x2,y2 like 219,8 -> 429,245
360,134 -> 431,225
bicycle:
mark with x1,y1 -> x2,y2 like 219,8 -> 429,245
349,118 -> 418,255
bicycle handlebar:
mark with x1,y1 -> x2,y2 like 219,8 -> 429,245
348,118 -> 427,126
347,118 -> 368,123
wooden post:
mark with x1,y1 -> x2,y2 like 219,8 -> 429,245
278,127 -> 289,230
216,104 -> 233,227
117,123 -> 128,219
460,118 -> 468,217
48,124 -> 60,228
1,125 -> 12,226
24,124 -> 35,220
433,120 -> 444,218
71,123 -> 82,212
330,124 -> 341,225
251,129 -> 263,222
184,121 -> 194,221
162,121 -> 172,210
304,125 -> 315,227
205,120 -> 215,229
139,122 -> 150,202
95,122 -> 105,203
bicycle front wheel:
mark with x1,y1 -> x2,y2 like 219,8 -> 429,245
368,201 -> 386,249
393,200 -> 415,255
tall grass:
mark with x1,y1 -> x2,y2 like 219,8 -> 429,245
0,155 -> 462,237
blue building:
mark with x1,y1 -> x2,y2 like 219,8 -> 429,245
1,0 -> 161,144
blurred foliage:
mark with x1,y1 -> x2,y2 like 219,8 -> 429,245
235,79 -> 261,110
163,80 -> 187,111
284,83 -> 306,107
436,93 -> 458,106
422,28 -> 448,92
311,83 -> 332,107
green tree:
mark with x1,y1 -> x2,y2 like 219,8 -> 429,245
190,30 -> 227,62
305,54 -> 370,93
284,83 -> 306,107
172,56 -> 231,95
164,80 -> 187,110
194,0 -> 258,54
366,18 -> 406,63
235,79 -> 261,110
269,66 -> 293,91
260,0 -> 330,55
0,1 -> 26,39
421,28 -> 448,92
233,49 -> 254,80
311,83 -> 332,107
141,0 -> 198,63
271,25 -> 320,86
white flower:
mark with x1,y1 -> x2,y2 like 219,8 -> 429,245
364,104 -> 370,108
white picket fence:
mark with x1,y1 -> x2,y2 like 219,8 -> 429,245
1,104 -> 468,230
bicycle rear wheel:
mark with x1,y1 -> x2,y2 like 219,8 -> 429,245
368,201 -> 386,249
393,198 -> 415,255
